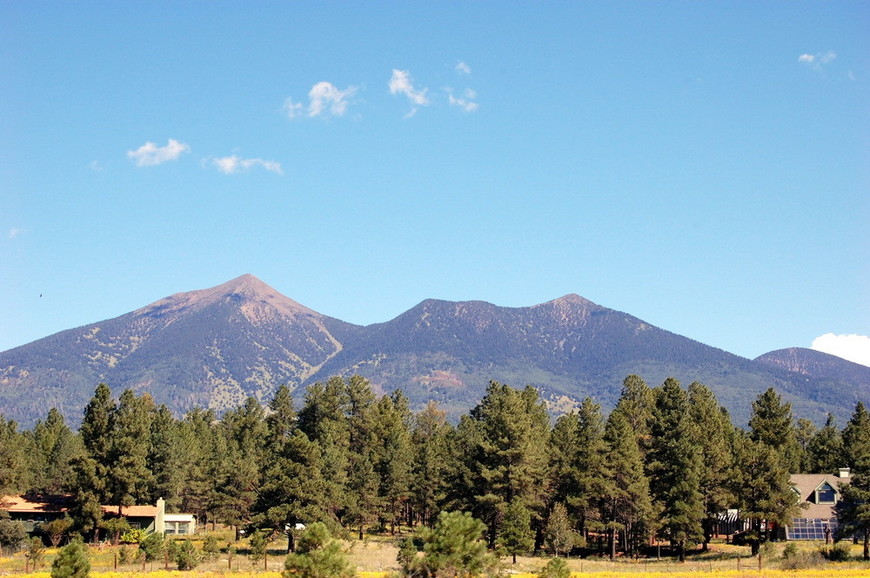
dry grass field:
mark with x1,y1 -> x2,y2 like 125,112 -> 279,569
3,533 -> 870,577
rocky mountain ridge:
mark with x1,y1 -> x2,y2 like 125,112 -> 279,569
1,274 -> 866,428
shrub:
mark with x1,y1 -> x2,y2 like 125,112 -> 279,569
202,534 -> 221,560
170,538 -> 202,570
821,541 -> 852,561
120,527 -> 148,544
25,537 -> 46,570
139,532 -> 165,562
284,522 -> 355,578
50,539 -> 90,578
539,557 -> 571,578
782,542 -> 799,559
118,545 -> 132,565
0,517 -> 26,555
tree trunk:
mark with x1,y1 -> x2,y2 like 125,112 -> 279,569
609,528 -> 616,560
864,529 -> 869,561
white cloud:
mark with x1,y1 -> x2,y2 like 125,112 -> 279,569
8,227 -> 24,239
811,333 -> 870,367
127,139 -> 190,167
210,155 -> 283,175
283,98 -> 304,119
449,88 -> 478,113
455,61 -> 472,75
390,69 -> 429,116
284,82 -> 357,119
798,50 -> 837,70
307,81 -> 357,117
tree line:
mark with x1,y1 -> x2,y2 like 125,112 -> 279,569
3,375 -> 870,560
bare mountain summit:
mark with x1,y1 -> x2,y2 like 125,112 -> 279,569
1,275 -> 867,428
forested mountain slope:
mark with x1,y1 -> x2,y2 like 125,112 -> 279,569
0,275 -> 866,427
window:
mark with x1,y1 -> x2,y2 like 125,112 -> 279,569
817,482 -> 836,504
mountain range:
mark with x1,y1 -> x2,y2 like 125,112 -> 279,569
1,274 -> 868,429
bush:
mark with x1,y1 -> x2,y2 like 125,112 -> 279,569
118,545 -> 132,565
139,532 -> 165,562
539,557 -> 570,578
0,517 -> 26,555
283,522 -> 354,578
782,542 -> 798,559
25,537 -> 46,570
170,539 -> 202,570
780,544 -> 826,570
821,541 -> 852,562
50,539 -> 90,578
202,534 -> 221,560
121,527 -> 148,544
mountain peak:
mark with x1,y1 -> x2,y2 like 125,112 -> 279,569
136,274 -> 318,321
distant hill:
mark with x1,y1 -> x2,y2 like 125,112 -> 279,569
1,275 -> 867,428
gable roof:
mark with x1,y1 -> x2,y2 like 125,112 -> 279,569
790,473 -> 850,519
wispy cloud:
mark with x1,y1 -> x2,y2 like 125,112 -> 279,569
8,227 -> 25,240
127,139 -> 190,167
284,81 -> 358,119
209,155 -> 283,175
798,50 -> 837,70
448,89 -> 479,113
812,333 -> 870,367
389,69 -> 429,117
455,61 -> 472,75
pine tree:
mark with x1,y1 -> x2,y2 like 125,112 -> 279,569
602,410 -> 653,559
499,498 -> 534,563
298,377 -> 351,524
147,404 -> 184,508
748,388 -> 801,473
0,415 -> 28,496
806,414 -> 845,473
214,397 -> 267,527
648,378 -> 704,562
344,375 -> 380,539
687,382 -> 734,551
410,401 -> 451,526
26,408 -> 82,494
549,398 -> 608,542
107,389 -> 154,513
544,502 -> 576,557
50,539 -> 90,578
843,402 -> 870,470
283,522 -> 355,578
371,391 -> 414,534
457,382 -> 550,546
731,431 -> 800,556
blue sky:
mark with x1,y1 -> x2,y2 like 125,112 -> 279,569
2,1 -> 868,366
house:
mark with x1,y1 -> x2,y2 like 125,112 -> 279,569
1,495 -> 194,537
786,468 -> 851,540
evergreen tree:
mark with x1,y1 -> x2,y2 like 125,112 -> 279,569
456,382 -> 550,546
176,408 -> 219,524
214,396 -> 267,527
401,511 -> 496,578
371,391 -> 414,533
0,415 -> 28,496
25,408 -> 82,494
612,375 -> 654,450
549,398 -> 608,541
648,378 -> 704,562
843,402 -> 870,470
284,522 -> 355,578
806,414 -> 845,473
107,389 -> 154,512
298,377 -> 351,523
344,375 -> 380,539
543,502 -> 576,557
602,410 -> 653,559
410,401 -> 451,526
731,432 -> 800,556
748,388 -> 801,473
147,404 -> 185,508
687,382 -> 733,551
266,384 -> 297,450
50,539 -> 90,578
498,498 -> 534,563
795,418 -> 817,473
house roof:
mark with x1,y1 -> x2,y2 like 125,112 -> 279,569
0,495 -> 71,513
2,495 -> 157,519
790,473 -> 850,520
791,473 -> 849,502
